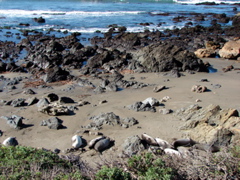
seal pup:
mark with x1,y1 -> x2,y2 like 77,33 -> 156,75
155,137 -> 171,150
72,135 -> 83,149
94,137 -> 111,152
2,137 -> 18,147
164,148 -> 182,158
88,136 -> 106,149
173,138 -> 196,149
141,133 -> 158,146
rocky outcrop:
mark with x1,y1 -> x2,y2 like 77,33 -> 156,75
131,43 -> 208,72
232,14 -> 240,27
175,104 -> 240,147
219,40 -> 240,59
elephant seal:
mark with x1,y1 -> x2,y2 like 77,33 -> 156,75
2,137 -> 18,147
193,143 -> 220,153
141,133 -> 158,146
173,138 -> 196,149
94,137 -> 111,152
72,135 -> 83,149
164,148 -> 182,157
155,138 -> 171,150
88,136 -> 106,149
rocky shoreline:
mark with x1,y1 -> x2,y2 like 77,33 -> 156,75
0,8 -> 240,170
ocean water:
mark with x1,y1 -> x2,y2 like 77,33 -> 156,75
0,0 -> 239,41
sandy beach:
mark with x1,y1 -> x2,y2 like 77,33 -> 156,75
0,57 -> 239,165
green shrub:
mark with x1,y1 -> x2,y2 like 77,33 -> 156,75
127,152 -> 174,180
95,166 -> 131,180
0,146 -> 85,180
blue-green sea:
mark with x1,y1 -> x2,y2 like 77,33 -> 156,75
0,0 -> 239,42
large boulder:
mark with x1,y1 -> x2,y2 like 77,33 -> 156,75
38,102 -> 72,116
232,14 -> 240,27
122,135 -> 145,156
194,48 -> 216,58
41,117 -> 63,130
90,112 -> 121,127
41,67 -> 72,83
219,40 -> 240,59
33,17 -> 45,23
132,43 -> 208,72
83,112 -> 138,129
1,115 -> 24,129
10,98 -> 26,107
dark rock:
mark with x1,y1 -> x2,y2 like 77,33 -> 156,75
59,97 -> 75,103
122,135 -> 145,156
6,79 -> 19,86
23,89 -> 36,95
47,40 -> 64,52
122,117 -> 138,126
159,108 -> 173,114
53,148 -> 61,154
90,112 -> 121,127
99,79 -> 118,92
196,2 -> 217,5
36,98 -> 50,108
93,86 -> 105,94
10,98 -> 26,107
118,26 -> 127,32
19,23 -> 30,26
78,101 -> 90,106
77,78 -> 95,88
41,67 -> 71,83
232,15 -> 240,27
33,17 -> 45,23
1,115 -> 24,129
47,93 -> 59,102
153,85 -> 166,93
132,43 -> 208,72
211,84 -> 221,89
26,97 -> 39,106
41,117 -> 63,130
127,101 -> 156,112
0,60 -> 7,72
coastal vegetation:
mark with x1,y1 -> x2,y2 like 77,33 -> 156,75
0,145 -> 240,179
